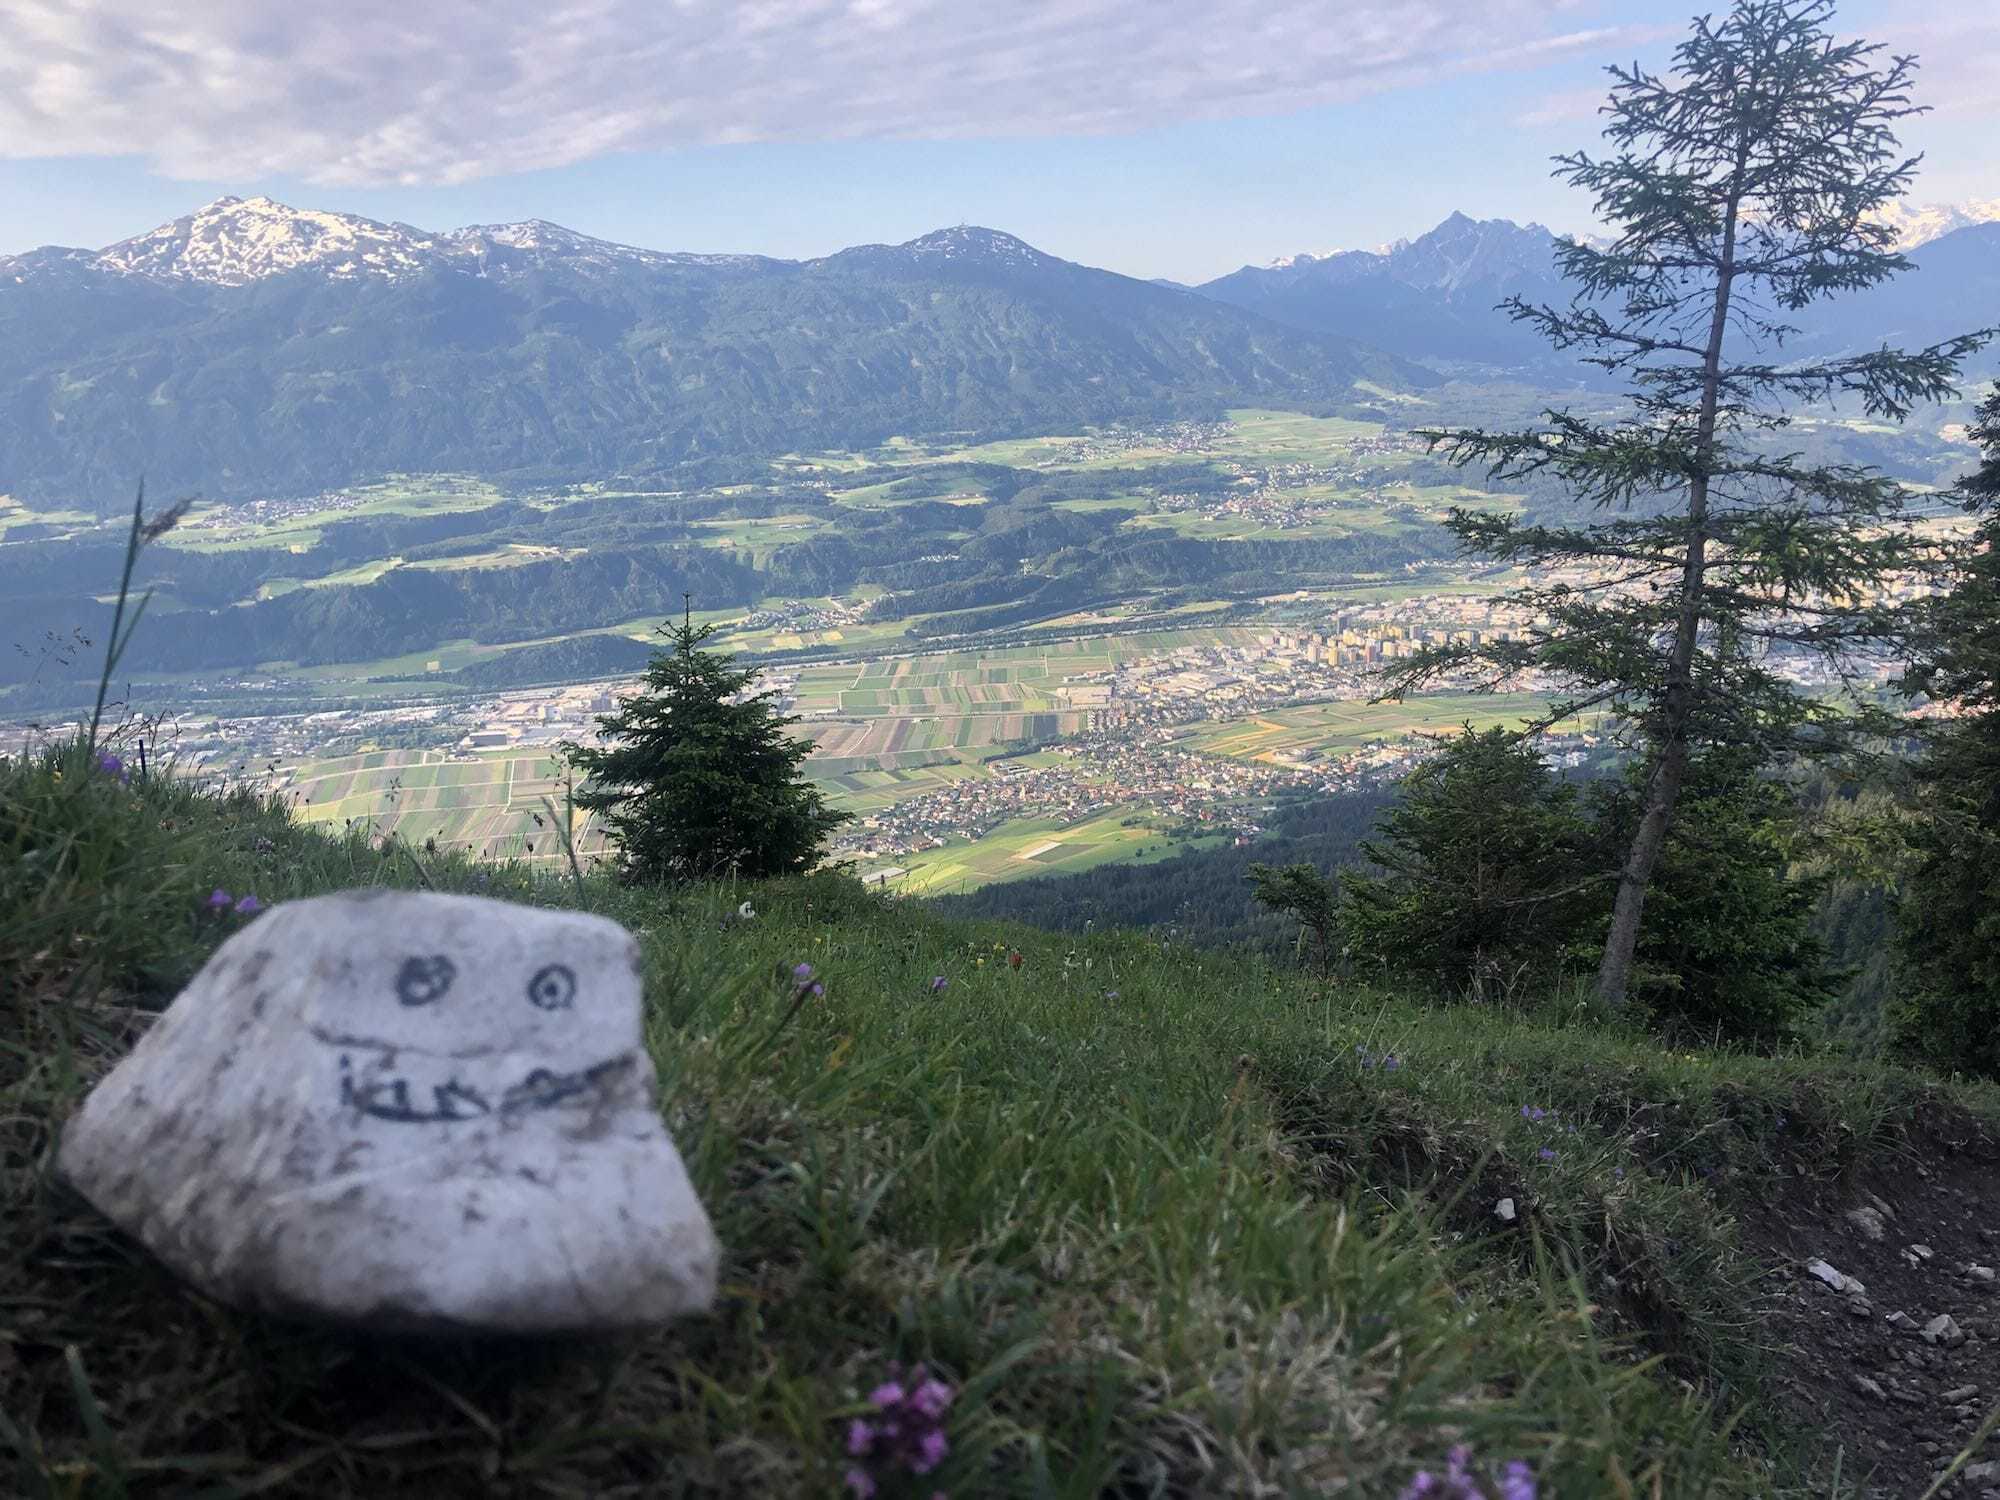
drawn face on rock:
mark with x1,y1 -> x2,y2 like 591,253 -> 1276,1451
305,896 -> 643,1129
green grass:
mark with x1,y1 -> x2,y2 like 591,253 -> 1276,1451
869,810 -> 1206,896
9,735 -> 2000,1495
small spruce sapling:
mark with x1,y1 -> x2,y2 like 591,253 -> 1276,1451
565,599 -> 849,882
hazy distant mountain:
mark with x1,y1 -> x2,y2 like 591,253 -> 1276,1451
1196,212 -> 1572,369
1798,222 -> 2000,364
0,199 -> 1431,509
1867,199 -> 2000,251
1198,209 -> 2000,376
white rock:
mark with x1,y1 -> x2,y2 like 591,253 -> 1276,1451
1806,1259 -> 1865,1296
58,891 -> 719,1333
1495,1197 -> 1517,1223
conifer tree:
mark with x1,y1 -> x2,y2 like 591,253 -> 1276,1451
566,604 -> 849,881
1338,727 -> 1601,1001
1381,0 -> 1992,1007
1895,386 -> 2000,1073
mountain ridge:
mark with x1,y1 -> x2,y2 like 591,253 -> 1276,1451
0,198 -> 1433,508
1198,211 -> 2000,372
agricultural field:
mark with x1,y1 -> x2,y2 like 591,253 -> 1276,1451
786,628 -> 1274,762
1173,692 -> 1557,764
276,748 -> 606,866
164,476 -> 518,554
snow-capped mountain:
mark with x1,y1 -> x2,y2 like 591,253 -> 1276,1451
1867,199 -> 2000,251
91,196 -> 447,285
1,197 -> 1072,290
7,195 -> 749,287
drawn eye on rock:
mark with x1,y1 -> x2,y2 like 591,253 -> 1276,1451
527,963 -> 577,1011
396,954 -> 458,1007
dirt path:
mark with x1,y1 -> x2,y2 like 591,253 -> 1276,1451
1740,1119 -> 2000,1498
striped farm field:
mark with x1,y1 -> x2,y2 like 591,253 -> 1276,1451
275,748 -> 608,866
1173,693 -> 1556,764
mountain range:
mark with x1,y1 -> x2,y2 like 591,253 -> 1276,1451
1196,209 -> 2000,373
0,198 -> 1425,509
3,196 -> 1994,508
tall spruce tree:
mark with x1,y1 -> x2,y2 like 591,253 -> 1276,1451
1380,0 -> 1992,1007
1894,386 -> 2000,1073
566,606 -> 849,881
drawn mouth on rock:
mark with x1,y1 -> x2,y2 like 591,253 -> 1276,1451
336,1053 -> 633,1125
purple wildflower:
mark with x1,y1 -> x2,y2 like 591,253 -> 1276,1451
909,1378 -> 954,1421
1399,1446 -> 1534,1500
914,1428 -> 949,1474
794,962 -> 816,983
205,888 -> 233,912
233,894 -> 263,916
1383,1055 -> 1400,1071
845,1363 -> 956,1493
94,751 -> 128,783
929,975 -> 948,994
1538,1147 -> 1557,1162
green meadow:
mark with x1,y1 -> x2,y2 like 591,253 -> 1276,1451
8,736 -> 1994,1496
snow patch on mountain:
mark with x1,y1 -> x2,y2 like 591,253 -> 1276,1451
94,196 -> 445,285
1869,199 -> 2000,250
900,226 -> 1046,264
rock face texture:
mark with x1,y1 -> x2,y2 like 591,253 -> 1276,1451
58,891 -> 718,1333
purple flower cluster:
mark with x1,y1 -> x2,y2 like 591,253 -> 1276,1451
929,975 -> 949,995
1400,1445 -> 1536,1500
1520,1103 -> 1579,1163
203,888 -> 263,918
1521,1104 -> 1565,1163
93,750 -> 130,784
792,961 -> 826,1000
844,1363 -> 955,1498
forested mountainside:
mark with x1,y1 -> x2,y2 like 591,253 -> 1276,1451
0,201 -> 1429,510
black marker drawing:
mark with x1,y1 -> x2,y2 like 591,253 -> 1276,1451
339,1053 -> 492,1123
396,954 -> 457,1006
336,1052 -> 634,1125
526,963 -> 577,1011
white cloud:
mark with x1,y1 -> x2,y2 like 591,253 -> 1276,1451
1510,86 -> 1610,129
0,1 -> 1668,187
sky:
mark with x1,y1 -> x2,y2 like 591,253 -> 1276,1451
1,0 -> 1995,285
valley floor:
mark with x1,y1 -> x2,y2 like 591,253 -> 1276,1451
6,742 -> 2000,1497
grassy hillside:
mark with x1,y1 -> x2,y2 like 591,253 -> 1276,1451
7,737 -> 2000,1497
